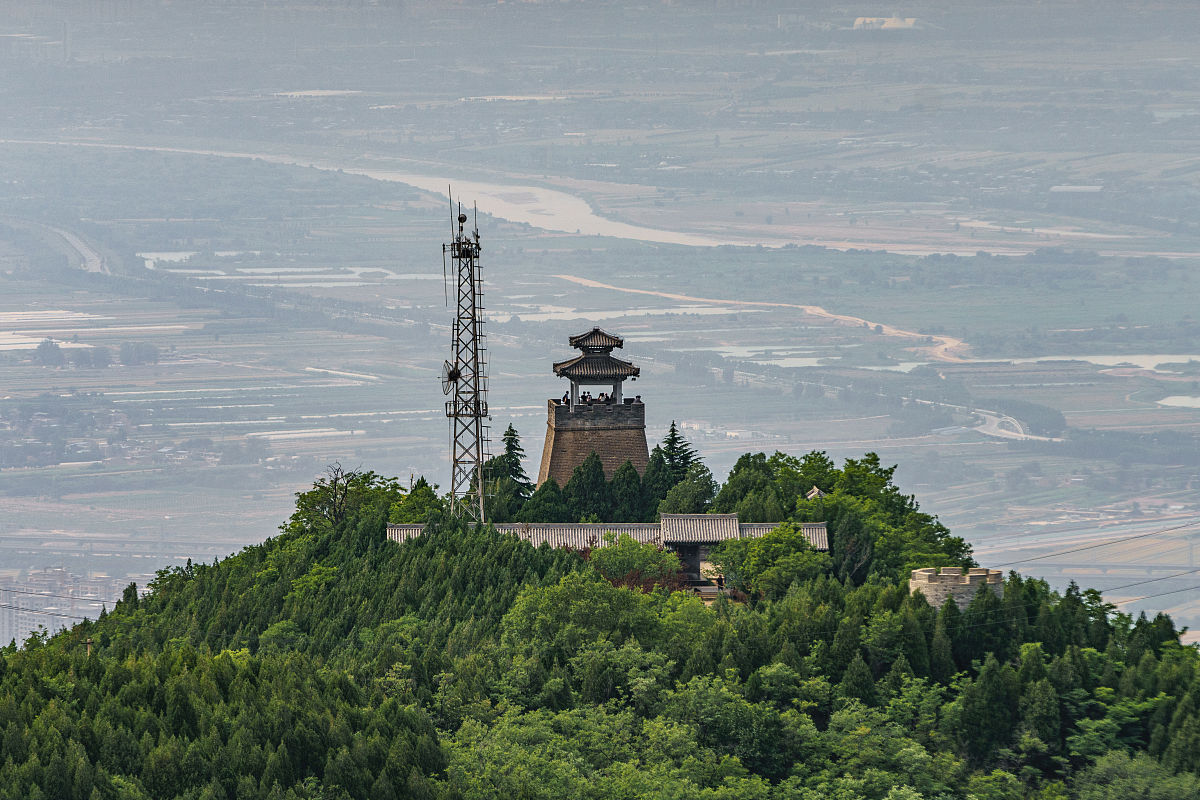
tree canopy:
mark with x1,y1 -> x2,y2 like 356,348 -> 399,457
2,452 -> 1197,800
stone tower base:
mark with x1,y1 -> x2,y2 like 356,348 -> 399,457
537,400 -> 649,486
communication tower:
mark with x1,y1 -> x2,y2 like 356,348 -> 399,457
440,196 -> 489,521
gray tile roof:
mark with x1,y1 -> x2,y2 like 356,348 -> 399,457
552,352 -> 640,381
660,513 -> 741,542
386,516 -> 828,551
569,327 -> 624,351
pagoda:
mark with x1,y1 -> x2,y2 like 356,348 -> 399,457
537,327 -> 650,486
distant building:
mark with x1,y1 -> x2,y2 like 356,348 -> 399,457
388,515 -> 828,581
909,566 -> 1004,609
852,17 -> 923,30
538,327 -> 649,486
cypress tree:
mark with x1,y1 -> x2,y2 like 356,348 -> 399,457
640,447 -> 672,520
838,651 -> 878,706
1017,642 -> 1048,686
930,617 -> 955,684
878,653 -> 914,700
1020,678 -> 1061,750
959,653 -> 1020,764
608,460 -> 643,522
962,582 -> 1007,664
516,479 -> 571,523
1036,601 -> 1064,656
900,607 -> 930,676
563,452 -> 611,521
829,614 -> 862,679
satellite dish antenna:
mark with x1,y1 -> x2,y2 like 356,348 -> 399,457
441,360 -> 460,395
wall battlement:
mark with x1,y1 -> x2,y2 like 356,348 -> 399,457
538,399 -> 649,486
909,566 -> 1004,609
550,399 -> 645,427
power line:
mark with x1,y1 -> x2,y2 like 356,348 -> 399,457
0,602 -> 92,620
1113,584 -> 1200,607
1103,568 -> 1200,593
994,518 -> 1200,568
0,586 -> 116,605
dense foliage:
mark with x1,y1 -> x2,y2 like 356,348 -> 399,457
485,422 -> 703,524
3,451 -> 1200,799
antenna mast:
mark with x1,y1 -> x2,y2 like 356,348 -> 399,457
440,194 -> 489,521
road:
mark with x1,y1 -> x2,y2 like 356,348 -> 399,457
45,223 -> 108,275
0,216 -> 108,275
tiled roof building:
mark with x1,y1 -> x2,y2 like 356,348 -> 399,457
388,515 -> 828,580
538,327 -> 649,486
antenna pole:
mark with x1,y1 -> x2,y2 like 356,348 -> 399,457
442,190 -> 489,522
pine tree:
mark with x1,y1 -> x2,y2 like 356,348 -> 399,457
482,425 -> 533,522
660,421 -> 698,485
609,461 -> 643,522
498,424 -> 533,496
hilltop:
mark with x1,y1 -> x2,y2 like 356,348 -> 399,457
2,452 -> 1199,799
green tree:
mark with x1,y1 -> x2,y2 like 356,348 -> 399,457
640,447 -> 672,519
958,653 -> 1020,763
483,425 -> 534,521
563,452 -> 612,521
389,477 -> 445,523
608,461 -> 644,522
660,421 -> 698,485
34,338 -> 64,366
657,463 -> 716,515
1075,751 -> 1200,800
709,522 -> 831,598
516,479 -> 572,523
287,463 -> 405,533
588,532 -> 681,589
838,652 -> 878,706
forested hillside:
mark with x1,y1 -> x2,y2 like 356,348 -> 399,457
3,451 -> 1200,799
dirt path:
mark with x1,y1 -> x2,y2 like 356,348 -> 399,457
553,274 -> 971,362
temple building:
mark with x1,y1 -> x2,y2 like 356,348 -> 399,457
537,327 -> 650,486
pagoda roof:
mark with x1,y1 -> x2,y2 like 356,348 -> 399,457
553,352 -> 640,381
569,327 -> 624,351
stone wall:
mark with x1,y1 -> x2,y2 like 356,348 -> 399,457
909,566 -> 1004,609
537,400 -> 649,486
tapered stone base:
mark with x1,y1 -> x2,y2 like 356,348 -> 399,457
537,400 -> 649,487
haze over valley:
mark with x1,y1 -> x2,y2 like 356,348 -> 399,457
3,0 -> 1200,644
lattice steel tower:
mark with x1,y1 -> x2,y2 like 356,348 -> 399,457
440,200 -> 489,521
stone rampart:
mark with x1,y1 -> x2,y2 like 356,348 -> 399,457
537,399 -> 648,486
909,566 -> 1004,609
